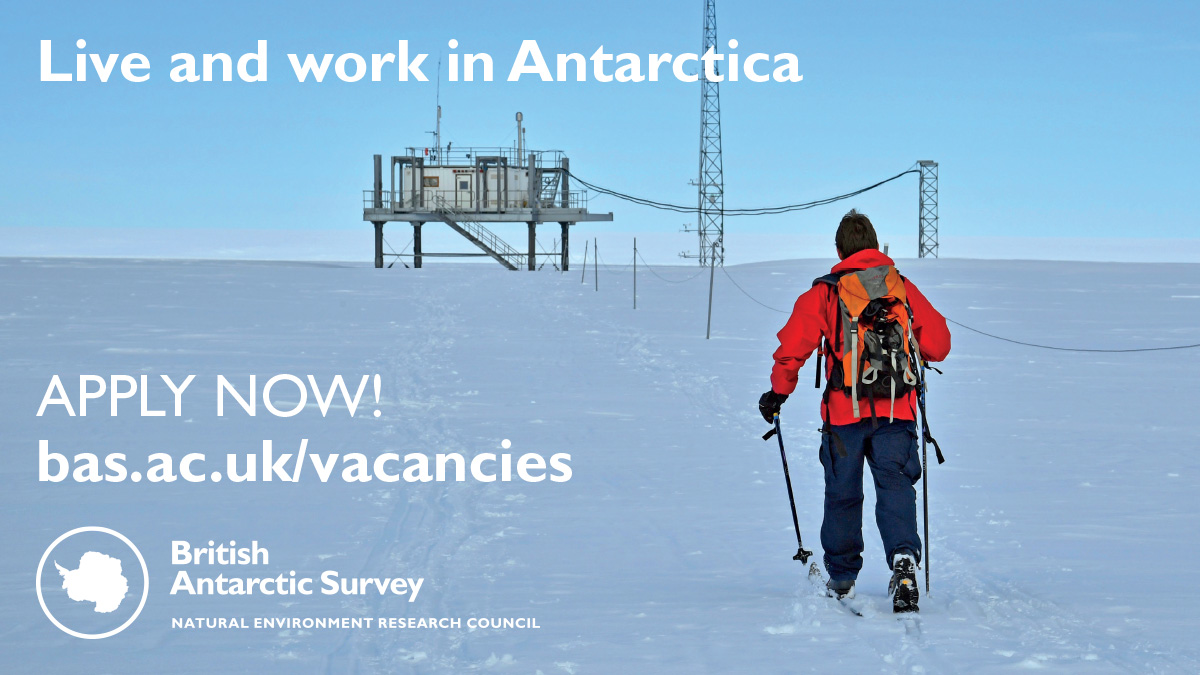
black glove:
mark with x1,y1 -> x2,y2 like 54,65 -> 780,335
758,390 -> 788,423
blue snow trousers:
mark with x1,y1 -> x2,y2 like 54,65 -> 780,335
820,418 -> 923,582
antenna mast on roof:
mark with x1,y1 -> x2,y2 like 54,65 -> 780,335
435,57 -> 442,165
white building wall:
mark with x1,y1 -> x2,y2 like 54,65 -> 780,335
402,166 -> 532,210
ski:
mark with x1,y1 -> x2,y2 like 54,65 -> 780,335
806,562 -> 864,617
836,594 -> 865,617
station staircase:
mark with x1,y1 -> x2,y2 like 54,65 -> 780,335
429,196 -> 525,270
538,170 -> 562,208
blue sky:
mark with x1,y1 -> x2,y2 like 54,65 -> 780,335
1,1 -> 1197,257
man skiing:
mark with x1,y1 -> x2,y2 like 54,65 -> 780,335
758,210 -> 950,613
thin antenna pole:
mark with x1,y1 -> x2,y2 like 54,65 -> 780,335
435,57 -> 442,164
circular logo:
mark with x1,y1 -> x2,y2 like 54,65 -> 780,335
36,526 -> 149,639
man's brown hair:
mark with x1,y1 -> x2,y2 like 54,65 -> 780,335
835,209 -> 879,258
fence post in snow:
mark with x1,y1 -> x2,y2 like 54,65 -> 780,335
705,261 -> 715,340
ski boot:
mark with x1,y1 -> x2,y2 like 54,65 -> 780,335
826,578 -> 855,600
889,551 -> 919,613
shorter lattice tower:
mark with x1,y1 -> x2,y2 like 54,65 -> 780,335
918,161 -> 938,258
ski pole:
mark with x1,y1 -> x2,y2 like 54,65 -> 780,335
916,360 -> 944,595
762,413 -> 813,564
920,388 -> 930,596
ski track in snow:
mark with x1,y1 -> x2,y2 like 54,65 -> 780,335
331,263 -> 1196,673
3,257 -> 1200,673
318,292 -> 509,673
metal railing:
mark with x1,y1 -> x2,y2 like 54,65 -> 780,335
404,146 -> 565,170
363,189 -> 589,211
428,195 -> 527,268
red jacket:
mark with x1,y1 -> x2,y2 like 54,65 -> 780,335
770,250 -> 951,425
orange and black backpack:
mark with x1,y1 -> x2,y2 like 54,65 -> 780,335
813,265 -> 921,425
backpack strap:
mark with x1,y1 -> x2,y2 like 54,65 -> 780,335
811,272 -> 844,392
812,272 -> 845,288
812,271 -> 849,440
811,269 -> 849,371
814,337 -> 825,389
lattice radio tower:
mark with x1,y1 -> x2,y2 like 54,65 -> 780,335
918,160 -> 939,258
691,0 -> 725,267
